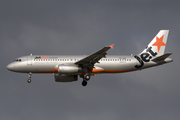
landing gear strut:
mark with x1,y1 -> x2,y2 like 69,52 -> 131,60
81,75 -> 91,86
27,72 -> 32,83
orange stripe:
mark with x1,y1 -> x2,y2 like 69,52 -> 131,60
34,68 -> 134,74
103,70 -> 135,73
90,69 -> 134,73
34,68 -> 58,73
92,69 -> 104,73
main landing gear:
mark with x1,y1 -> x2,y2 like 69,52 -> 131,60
27,72 -> 32,83
81,75 -> 91,86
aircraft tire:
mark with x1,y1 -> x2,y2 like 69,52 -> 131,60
27,79 -> 31,83
82,80 -> 87,86
85,75 -> 90,81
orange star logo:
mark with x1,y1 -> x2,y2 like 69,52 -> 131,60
152,35 -> 166,52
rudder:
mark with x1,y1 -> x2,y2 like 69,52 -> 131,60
140,30 -> 169,56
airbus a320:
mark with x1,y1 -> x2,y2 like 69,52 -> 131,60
7,30 -> 173,86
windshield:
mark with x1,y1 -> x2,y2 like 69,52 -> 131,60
14,59 -> 21,62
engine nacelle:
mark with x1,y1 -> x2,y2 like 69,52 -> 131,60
54,74 -> 78,82
58,65 -> 82,74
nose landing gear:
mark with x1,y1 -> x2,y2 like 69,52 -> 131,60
27,72 -> 32,83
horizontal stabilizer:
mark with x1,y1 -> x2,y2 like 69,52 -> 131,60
152,53 -> 172,62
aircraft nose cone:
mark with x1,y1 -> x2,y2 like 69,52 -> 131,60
7,63 -> 14,71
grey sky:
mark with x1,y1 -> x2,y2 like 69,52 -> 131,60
0,0 -> 180,120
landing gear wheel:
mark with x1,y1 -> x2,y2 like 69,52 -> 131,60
85,75 -> 90,81
82,80 -> 87,86
27,79 -> 31,83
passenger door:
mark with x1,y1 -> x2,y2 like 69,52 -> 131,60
27,56 -> 32,65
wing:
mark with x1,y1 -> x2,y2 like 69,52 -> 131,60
75,44 -> 114,67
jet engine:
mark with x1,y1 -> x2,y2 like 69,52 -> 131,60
54,74 -> 78,82
58,65 -> 82,74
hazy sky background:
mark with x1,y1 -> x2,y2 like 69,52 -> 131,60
0,0 -> 180,120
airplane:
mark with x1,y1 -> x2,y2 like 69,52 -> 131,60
7,30 -> 173,86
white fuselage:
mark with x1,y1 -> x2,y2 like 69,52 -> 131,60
7,55 -> 172,74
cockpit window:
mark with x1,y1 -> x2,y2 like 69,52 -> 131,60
14,59 -> 21,62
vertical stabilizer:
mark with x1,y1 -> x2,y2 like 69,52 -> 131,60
140,30 -> 169,56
